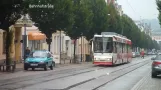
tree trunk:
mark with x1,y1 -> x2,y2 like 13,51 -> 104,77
73,39 -> 76,63
48,43 -> 51,51
46,38 -> 52,51
6,28 -> 11,71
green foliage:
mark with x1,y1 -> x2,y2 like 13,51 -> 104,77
65,0 -> 93,40
83,0 -> 108,41
25,0 -> 160,50
0,0 -> 24,30
106,3 -> 121,33
106,3 -> 159,50
157,0 -> 161,25
25,0 -> 74,39
0,0 -> 25,68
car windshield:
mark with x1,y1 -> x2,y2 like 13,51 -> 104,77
29,51 -> 48,58
155,55 -> 161,60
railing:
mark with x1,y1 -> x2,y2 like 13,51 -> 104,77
0,60 -> 16,72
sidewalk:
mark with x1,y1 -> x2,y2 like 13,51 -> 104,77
0,60 -> 92,72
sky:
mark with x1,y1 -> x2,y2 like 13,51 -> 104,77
117,0 -> 159,20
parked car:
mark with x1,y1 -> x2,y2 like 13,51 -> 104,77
135,52 -> 140,57
24,50 -> 55,71
148,52 -> 152,55
151,54 -> 161,78
132,52 -> 136,58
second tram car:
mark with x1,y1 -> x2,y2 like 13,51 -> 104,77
92,32 -> 132,66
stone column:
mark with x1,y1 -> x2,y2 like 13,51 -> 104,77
14,27 -> 22,62
9,26 -> 16,61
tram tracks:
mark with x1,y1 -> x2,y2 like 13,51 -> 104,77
65,60 -> 150,90
92,61 -> 150,90
0,65 -> 105,87
0,58 -> 151,90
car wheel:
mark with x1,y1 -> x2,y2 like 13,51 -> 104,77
50,63 -> 53,70
53,61 -> 55,67
151,72 -> 157,78
24,66 -> 28,70
44,64 -> 48,71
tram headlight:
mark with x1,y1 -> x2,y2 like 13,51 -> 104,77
106,58 -> 112,60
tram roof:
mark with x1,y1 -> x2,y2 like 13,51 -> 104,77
94,34 -> 131,41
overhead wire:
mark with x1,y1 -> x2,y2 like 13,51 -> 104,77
126,0 -> 144,27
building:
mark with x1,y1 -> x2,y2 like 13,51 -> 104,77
51,31 -> 90,64
115,4 -> 123,16
135,21 -> 144,32
152,35 -> 161,43
0,29 -> 5,59
21,26 -> 47,51
51,31 -> 71,63
135,21 -> 152,36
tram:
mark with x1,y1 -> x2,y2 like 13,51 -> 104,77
92,32 -> 132,66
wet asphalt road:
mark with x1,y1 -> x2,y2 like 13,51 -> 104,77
0,56 -> 159,90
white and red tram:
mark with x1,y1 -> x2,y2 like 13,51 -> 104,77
92,32 -> 132,66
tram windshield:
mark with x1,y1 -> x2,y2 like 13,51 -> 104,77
93,37 -> 113,53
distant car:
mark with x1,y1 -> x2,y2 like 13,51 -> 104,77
24,50 -> 55,71
135,52 -> 140,57
148,52 -> 152,55
151,54 -> 161,78
132,52 -> 136,58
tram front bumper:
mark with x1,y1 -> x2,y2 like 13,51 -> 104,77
93,61 -> 113,65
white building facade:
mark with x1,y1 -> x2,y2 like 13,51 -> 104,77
51,31 -> 90,64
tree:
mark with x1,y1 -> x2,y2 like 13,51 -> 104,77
65,0 -> 93,63
84,0 -> 108,41
157,0 -> 161,25
106,3 -> 121,34
0,0 -> 25,71
25,0 -> 74,51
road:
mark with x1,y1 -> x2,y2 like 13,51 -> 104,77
0,56 -> 159,90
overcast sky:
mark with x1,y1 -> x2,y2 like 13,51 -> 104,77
117,0 -> 159,20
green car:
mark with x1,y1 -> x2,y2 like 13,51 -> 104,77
24,50 -> 55,71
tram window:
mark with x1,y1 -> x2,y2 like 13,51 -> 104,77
113,42 -> 117,53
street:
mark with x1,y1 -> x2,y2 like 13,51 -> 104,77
0,56 -> 159,90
